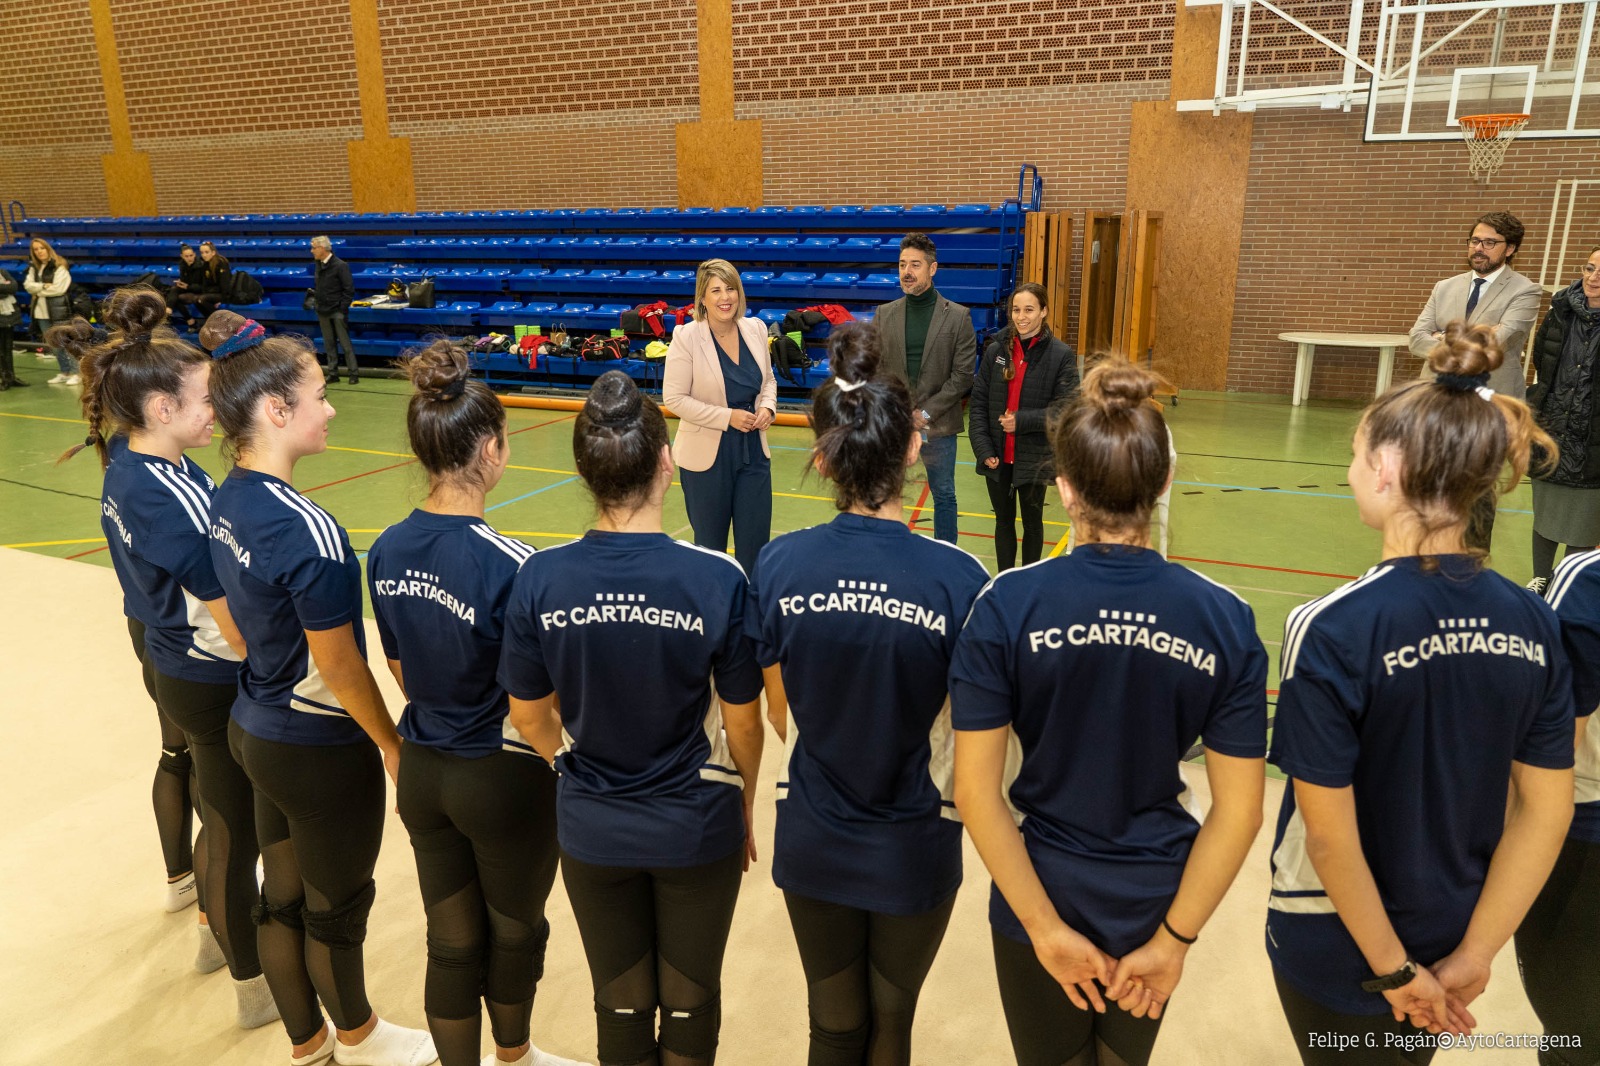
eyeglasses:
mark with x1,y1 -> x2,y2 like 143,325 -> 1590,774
1583,264 -> 1599,276
1467,237 -> 1505,249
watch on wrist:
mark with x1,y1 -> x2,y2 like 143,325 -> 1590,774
1360,959 -> 1417,993
920,408 -> 931,424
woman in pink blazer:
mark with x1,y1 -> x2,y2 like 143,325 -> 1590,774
663,258 -> 779,576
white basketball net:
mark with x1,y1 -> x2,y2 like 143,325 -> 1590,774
1460,115 -> 1529,183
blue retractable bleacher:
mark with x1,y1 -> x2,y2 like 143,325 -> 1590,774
4,167 -> 1040,396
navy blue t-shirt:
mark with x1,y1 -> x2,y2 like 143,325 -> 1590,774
102,447 -> 241,684
368,511 -> 536,758
498,531 -> 763,867
1267,556 -> 1574,1015
747,514 -> 990,915
950,545 -> 1268,956
208,467 -> 368,745
1543,549 -> 1600,843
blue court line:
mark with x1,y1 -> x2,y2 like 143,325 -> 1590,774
486,476 -> 581,513
1174,479 -> 1532,514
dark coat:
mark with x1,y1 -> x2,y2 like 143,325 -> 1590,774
313,254 -> 355,316
199,254 -> 232,297
0,268 -> 19,326
874,291 -> 976,439
1528,286 -> 1600,488
969,330 -> 1080,486
174,257 -> 206,293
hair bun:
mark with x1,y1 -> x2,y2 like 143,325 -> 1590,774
99,287 -> 168,338
44,316 -> 99,361
199,309 -> 249,352
1080,357 -> 1160,413
585,369 -> 645,427
1428,320 -> 1504,378
402,339 -> 472,401
827,322 -> 882,386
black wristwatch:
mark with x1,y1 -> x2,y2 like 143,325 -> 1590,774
1360,959 -> 1417,993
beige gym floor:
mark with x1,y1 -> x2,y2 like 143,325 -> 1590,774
0,547 -> 1542,1064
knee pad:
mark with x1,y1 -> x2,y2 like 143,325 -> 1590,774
593,1002 -> 658,1066
809,1017 -> 870,1056
658,994 -> 721,1060
158,746 -> 192,777
302,880 -> 375,950
527,917 -> 550,984
251,889 -> 305,931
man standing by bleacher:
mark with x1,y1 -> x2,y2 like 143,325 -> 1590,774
1409,210 -> 1543,552
875,233 -> 976,544
311,235 -> 358,385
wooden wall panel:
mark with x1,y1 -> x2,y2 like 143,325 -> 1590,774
1124,102 -> 1252,390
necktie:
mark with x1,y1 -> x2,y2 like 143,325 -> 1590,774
1465,277 -> 1486,319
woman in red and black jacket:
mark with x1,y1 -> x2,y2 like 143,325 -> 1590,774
969,282 -> 1080,570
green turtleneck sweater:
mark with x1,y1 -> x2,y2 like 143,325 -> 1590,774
904,287 -> 938,388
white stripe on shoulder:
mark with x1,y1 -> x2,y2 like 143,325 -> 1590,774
919,534 -> 991,575
1547,548 -> 1600,610
143,463 -> 207,534
265,482 -> 344,562
674,538 -> 748,578
471,523 -> 535,563
1281,565 -> 1395,681
153,460 -> 212,517
1185,565 -> 1249,604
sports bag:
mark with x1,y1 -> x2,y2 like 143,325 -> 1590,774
619,300 -> 671,338
406,279 -> 436,309
770,331 -> 810,383
229,271 -> 264,305
579,335 -> 628,362
797,303 -> 854,325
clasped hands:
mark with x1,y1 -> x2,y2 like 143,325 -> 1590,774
729,408 -> 773,433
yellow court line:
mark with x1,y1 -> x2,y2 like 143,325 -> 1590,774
496,531 -> 583,540
0,411 -> 83,425
3,537 -> 107,548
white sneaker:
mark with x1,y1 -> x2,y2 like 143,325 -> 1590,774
34,350 -> 54,362
165,871 -> 198,912
47,373 -> 68,384
331,1018 -> 436,1066
1527,575 -> 1549,597
483,1048 -> 593,1066
64,373 -> 80,386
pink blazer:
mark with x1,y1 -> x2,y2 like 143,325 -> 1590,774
662,317 -> 779,473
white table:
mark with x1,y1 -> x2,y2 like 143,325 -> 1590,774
1279,332 -> 1411,406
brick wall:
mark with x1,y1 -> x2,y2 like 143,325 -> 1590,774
1228,105 -> 1600,400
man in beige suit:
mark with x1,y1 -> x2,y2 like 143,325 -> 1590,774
1409,211 -> 1544,552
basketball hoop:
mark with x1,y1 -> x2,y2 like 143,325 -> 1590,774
1458,113 -> 1529,183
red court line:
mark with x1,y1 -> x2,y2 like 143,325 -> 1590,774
67,545 -> 110,560
303,458 -> 417,494
1169,554 -> 1358,581
509,414 -> 576,437
905,482 -> 931,530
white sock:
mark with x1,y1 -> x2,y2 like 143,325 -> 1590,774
234,973 -> 281,1029
194,924 -> 226,974
332,1018 -> 437,1066
291,1023 -> 335,1066
165,872 -> 197,912
527,1046 -> 592,1066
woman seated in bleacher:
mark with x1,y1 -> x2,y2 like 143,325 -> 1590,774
166,244 -> 207,328
196,241 -> 231,319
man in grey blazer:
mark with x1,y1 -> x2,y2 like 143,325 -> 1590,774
875,233 -> 976,544
1409,211 -> 1542,399
1409,210 -> 1544,551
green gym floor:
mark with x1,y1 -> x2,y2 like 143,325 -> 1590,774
0,353 -> 1546,730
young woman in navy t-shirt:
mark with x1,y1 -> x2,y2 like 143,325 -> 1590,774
500,370 -> 765,1066
53,290 -> 272,1026
951,357 -> 1269,1066
365,341 -> 581,1066
746,323 -> 989,1065
1266,324 -> 1575,1064
206,318 -> 434,1066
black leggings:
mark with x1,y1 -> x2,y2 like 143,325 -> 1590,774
783,890 -> 956,1066
986,465 -> 1046,572
992,930 -> 1162,1066
1516,836 -> 1600,1066
1532,533 -> 1596,585
231,720 -> 385,1043
129,618 -> 198,886
562,848 -> 744,1066
397,743 -> 560,1066
1272,967 -> 1437,1066
152,668 -> 261,980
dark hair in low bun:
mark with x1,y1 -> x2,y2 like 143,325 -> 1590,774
573,370 -> 668,513
53,286 -> 206,467
1050,356 -> 1172,538
809,322 -> 914,512
398,340 -> 506,487
1361,320 -> 1555,557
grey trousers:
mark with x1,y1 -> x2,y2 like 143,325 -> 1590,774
316,311 -> 357,376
